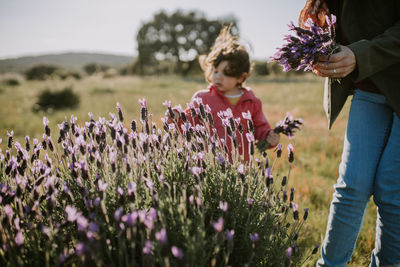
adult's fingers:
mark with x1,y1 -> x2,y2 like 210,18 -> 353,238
315,65 -> 354,78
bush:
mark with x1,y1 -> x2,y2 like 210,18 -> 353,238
25,64 -> 61,80
54,70 -> 82,80
253,61 -> 270,76
83,63 -> 110,75
0,101 -> 315,266
34,86 -> 80,112
3,78 -> 21,86
0,73 -> 24,86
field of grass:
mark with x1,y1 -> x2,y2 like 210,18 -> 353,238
0,74 -> 376,266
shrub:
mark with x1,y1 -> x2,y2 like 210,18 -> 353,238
25,64 -> 61,80
253,61 -> 270,76
0,73 -> 24,86
83,63 -> 110,75
3,78 -> 21,86
34,86 -> 80,112
0,101 -> 315,266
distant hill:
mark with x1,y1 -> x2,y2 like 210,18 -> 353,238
0,52 -> 134,74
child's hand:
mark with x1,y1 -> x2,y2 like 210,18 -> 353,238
266,131 -> 280,146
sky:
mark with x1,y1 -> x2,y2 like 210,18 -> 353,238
0,0 -> 305,60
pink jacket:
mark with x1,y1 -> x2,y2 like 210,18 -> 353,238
186,85 -> 273,162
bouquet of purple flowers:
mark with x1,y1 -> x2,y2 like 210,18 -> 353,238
256,113 -> 303,152
271,14 -> 339,72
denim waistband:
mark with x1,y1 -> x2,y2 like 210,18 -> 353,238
354,89 -> 387,105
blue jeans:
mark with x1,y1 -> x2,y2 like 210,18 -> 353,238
317,90 -> 400,267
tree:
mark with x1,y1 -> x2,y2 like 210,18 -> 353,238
135,10 -> 238,75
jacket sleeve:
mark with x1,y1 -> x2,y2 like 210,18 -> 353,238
252,98 -> 272,145
348,19 -> 400,82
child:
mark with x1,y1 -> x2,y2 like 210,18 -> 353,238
174,26 -> 279,162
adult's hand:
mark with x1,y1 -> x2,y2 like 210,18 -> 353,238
314,45 -> 356,78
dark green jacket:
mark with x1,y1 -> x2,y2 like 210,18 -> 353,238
324,0 -> 400,129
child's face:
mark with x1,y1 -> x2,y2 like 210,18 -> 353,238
211,61 -> 245,95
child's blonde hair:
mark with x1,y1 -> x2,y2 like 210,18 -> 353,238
199,25 -> 250,83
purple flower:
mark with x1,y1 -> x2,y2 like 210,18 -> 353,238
246,132 -> 255,143
88,222 -> 99,233
237,164 -> 245,175
264,168 -> 273,179
219,201 -> 228,212
114,207 -> 123,221
247,198 -> 254,206
286,247 -> 293,258
43,117 -> 50,136
142,240 -> 152,255
190,166 -> 203,177
42,225 -> 51,237
292,202 -> 299,212
249,233 -> 259,243
77,215 -> 89,231
138,98 -> 147,107
116,102 -> 121,111
193,97 -> 202,105
272,15 -> 338,72
188,195 -> 194,205
287,144 -> 294,163
274,113 -> 303,138
98,179 -> 108,192
242,111 -> 252,120
171,246 -> 184,259
4,204 -> 14,219
216,154 -> 225,165
212,217 -> 224,232
145,179 -> 154,191
65,205 -> 79,222
226,229 -> 235,241
15,231 -> 24,246
162,100 -> 171,108
156,228 -> 167,244
196,197 -> 202,207
122,211 -> 138,227
93,197 -> 101,207
75,242 -> 86,255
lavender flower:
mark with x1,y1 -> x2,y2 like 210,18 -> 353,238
171,246 -> 184,259
15,231 -> 24,246
66,205 -> 79,222
212,217 -> 224,232
116,102 -> 124,122
155,228 -> 167,244
246,133 -> 255,143
219,201 -> 228,212
272,14 -> 338,72
226,229 -> 235,241
75,242 -> 86,255
274,113 -> 303,138
142,240 -> 152,255
249,233 -> 259,243
43,117 -> 51,136
287,144 -> 294,163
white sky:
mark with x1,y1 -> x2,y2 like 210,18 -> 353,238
0,0 -> 305,60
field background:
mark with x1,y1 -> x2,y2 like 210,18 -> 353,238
0,74 -> 377,266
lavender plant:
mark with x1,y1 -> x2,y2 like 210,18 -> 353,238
0,100 -> 315,266
271,14 -> 339,72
